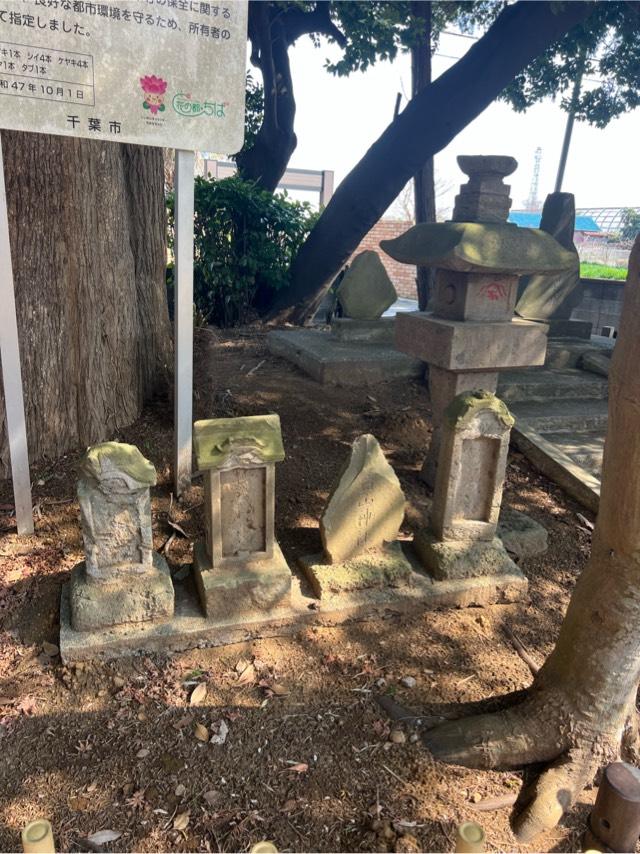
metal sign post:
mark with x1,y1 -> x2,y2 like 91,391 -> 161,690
173,149 -> 195,496
0,137 -> 33,535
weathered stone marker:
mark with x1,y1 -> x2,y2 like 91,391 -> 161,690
192,414 -> 291,621
516,191 -> 589,338
69,442 -> 174,631
300,434 -> 412,598
382,155 -> 576,486
414,391 -> 520,581
336,250 -> 397,321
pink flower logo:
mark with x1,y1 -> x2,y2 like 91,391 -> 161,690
140,75 -> 168,115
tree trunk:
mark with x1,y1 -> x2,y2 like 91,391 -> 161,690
235,2 -> 297,193
411,0 -> 436,311
0,131 -> 171,479
422,235 -> 640,843
268,0 -> 592,324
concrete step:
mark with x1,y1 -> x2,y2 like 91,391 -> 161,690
510,398 -> 609,433
498,368 -> 608,404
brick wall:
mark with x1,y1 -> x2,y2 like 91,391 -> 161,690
352,219 -> 417,300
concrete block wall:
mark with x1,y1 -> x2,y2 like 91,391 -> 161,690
352,219 -> 417,299
571,278 -> 624,335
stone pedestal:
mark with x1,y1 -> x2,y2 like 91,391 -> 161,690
299,434 -> 412,599
192,414 -> 292,622
414,391 -> 524,588
68,442 -> 174,631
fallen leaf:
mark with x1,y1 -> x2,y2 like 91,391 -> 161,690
194,722 -> 209,742
271,683 -> 288,696
210,719 -> 229,745
136,748 -> 150,758
189,682 -> 207,706
576,512 -> 594,531
236,663 -> 256,686
43,641 -> 59,657
173,812 -> 190,831
281,762 -> 308,774
203,790 -> 221,807
168,518 -> 189,538
86,830 -> 122,846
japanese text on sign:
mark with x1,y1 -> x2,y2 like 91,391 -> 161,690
0,0 -> 247,150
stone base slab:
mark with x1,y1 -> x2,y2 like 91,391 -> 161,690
59,546 -> 528,663
193,539 -> 292,622
267,328 -> 423,386
69,552 -> 174,632
331,317 -> 396,345
414,531 -> 520,581
395,312 -> 547,371
299,542 -> 412,599
542,318 -> 593,340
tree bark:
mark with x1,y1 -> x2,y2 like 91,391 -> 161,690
268,0 -> 592,324
421,236 -> 640,843
235,2 -> 297,192
0,131 -> 171,479
411,0 -> 436,311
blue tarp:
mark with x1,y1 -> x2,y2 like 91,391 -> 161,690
509,211 -> 601,232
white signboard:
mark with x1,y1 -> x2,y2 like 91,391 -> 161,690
0,0 -> 247,151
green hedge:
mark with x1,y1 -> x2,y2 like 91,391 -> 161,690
168,176 -> 318,327
580,262 -> 628,281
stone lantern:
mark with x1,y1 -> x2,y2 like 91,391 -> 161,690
382,155 -> 576,486
192,414 -> 291,622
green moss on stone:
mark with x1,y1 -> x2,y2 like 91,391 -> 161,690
81,442 -> 156,486
380,222 -> 576,275
194,414 -> 285,470
444,390 -> 515,430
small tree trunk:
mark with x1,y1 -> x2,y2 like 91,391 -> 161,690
0,131 -> 171,478
422,235 -> 640,843
411,0 -> 436,311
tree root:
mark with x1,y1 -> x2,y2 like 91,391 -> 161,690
419,694 -> 625,843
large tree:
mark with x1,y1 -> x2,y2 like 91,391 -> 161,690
235,1 -> 466,192
0,132 -> 171,479
266,0 -> 640,323
422,235 -> 640,842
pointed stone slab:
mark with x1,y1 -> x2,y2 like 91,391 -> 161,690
516,192 -> 581,321
337,250 -> 397,320
321,434 -> 406,563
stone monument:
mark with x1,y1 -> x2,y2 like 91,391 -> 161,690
331,250 -> 398,345
382,155 -> 576,485
516,191 -> 590,338
414,391 -> 522,583
267,249 -> 422,385
300,434 -> 412,598
192,414 -> 292,621
69,442 -> 174,631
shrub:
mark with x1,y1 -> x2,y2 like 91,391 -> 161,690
167,175 -> 317,327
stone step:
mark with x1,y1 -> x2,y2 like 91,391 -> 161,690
510,398 -> 609,433
498,368 -> 608,404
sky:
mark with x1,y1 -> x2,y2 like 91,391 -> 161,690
277,31 -> 640,218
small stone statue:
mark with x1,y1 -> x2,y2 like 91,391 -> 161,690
69,442 -> 174,632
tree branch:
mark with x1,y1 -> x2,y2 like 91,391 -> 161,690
282,1 -> 347,48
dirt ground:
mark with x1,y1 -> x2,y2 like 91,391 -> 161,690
0,326 -> 600,853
